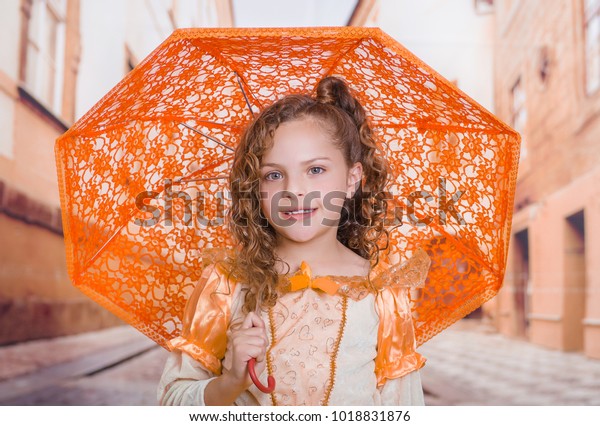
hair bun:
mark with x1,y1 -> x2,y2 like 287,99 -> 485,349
315,75 -> 364,128
316,76 -> 352,107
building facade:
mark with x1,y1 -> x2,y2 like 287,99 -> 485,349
0,0 -> 233,344
487,0 -> 600,359
371,0 -> 496,113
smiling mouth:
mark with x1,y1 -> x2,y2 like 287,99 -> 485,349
281,208 -> 317,218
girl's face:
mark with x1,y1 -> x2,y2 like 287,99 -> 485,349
258,118 -> 362,244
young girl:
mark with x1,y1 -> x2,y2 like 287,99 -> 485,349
157,76 -> 431,406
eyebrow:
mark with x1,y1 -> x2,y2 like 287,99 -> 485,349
260,157 -> 332,168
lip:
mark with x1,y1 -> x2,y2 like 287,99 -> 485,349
280,207 -> 317,219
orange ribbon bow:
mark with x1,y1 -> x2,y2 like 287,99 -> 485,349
288,261 -> 340,296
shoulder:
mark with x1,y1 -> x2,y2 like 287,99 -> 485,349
184,247 -> 241,306
371,247 -> 431,290
168,247 -> 243,374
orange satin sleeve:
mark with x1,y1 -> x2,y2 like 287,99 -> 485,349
166,261 -> 237,375
374,247 -> 432,387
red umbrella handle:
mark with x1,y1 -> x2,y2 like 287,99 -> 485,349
247,358 -> 275,393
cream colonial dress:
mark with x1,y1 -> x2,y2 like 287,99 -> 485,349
157,247 -> 431,406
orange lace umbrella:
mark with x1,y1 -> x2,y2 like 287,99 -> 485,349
54,27 -> 520,351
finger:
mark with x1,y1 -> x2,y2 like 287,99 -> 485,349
239,327 -> 269,348
236,336 -> 267,349
247,311 -> 266,329
241,344 -> 264,360
237,327 -> 268,339
255,350 -> 266,363
255,343 -> 267,363
241,312 -> 254,330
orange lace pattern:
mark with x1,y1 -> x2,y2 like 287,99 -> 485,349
54,27 -> 521,350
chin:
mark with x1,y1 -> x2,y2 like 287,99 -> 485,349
279,232 -> 318,243
275,227 -> 324,243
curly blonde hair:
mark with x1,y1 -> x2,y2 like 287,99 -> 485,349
225,76 -> 391,313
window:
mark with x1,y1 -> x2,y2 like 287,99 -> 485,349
584,0 -> 600,94
22,0 -> 66,114
511,77 -> 527,158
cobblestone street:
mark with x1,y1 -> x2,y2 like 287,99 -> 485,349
2,347 -> 167,405
0,326 -> 165,405
0,321 -> 598,406
419,320 -> 600,406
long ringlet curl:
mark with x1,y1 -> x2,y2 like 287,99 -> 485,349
225,75 -> 392,313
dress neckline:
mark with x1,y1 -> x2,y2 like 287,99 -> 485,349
278,258 -> 387,282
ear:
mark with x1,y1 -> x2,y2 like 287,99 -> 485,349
346,162 -> 363,198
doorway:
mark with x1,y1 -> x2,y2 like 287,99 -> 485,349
513,229 -> 530,338
564,210 -> 586,351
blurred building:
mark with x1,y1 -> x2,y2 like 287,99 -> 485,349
371,0 -> 495,113
0,0 -> 233,344
359,0 -> 496,318
4,0 -> 598,362
366,0 -> 600,360
486,0 -> 600,359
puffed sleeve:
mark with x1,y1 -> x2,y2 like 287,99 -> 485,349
374,247 -> 431,388
158,270 -> 246,406
166,259 -> 238,375
157,350 -> 217,405
378,370 -> 425,405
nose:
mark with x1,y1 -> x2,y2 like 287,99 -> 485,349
284,189 -> 304,198
283,176 -> 306,198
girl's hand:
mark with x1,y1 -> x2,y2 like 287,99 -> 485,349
225,311 -> 269,391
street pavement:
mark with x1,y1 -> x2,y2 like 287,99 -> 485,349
0,320 -> 598,405
419,320 -> 600,406
0,326 -> 163,405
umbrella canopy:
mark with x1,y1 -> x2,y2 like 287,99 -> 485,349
54,26 -> 520,348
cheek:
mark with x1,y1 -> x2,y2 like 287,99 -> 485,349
258,189 -> 271,215
258,187 -> 282,217
320,191 -> 348,215
322,179 -> 349,204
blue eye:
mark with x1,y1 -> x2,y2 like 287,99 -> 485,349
309,166 -> 325,174
264,171 -> 282,181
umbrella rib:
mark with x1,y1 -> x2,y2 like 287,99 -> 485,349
174,155 -> 234,184
68,117 -> 243,140
428,223 -> 501,277
178,175 -> 229,183
319,38 -> 366,83
82,164 -> 232,273
178,123 -> 235,151
235,72 -> 255,118
386,198 -> 500,277
81,214 -> 134,275
188,41 -> 263,116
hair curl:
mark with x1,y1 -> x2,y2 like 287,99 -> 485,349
225,76 -> 391,313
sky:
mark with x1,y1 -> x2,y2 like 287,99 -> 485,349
232,0 -> 358,27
